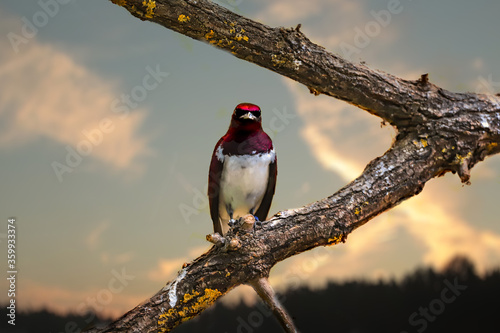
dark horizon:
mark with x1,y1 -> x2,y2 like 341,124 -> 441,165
2,255 -> 499,333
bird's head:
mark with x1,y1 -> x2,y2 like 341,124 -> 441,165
230,103 -> 262,131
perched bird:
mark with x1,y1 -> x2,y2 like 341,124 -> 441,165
208,103 -> 277,236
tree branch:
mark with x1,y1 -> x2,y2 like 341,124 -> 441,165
249,277 -> 297,333
87,0 -> 500,332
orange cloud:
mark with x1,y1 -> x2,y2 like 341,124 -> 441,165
146,245 -> 260,307
147,245 -> 211,282
86,220 -> 111,250
0,23 -> 152,179
274,79 -> 500,290
11,277 -> 144,319
255,0 -> 399,55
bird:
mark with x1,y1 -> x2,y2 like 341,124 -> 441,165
208,103 -> 277,236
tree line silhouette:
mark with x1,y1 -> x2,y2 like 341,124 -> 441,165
2,256 -> 499,333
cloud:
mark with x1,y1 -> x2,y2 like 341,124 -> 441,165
100,251 -> 135,265
255,0 -> 323,23
255,0 -> 361,27
0,15 -> 152,176
402,194 -> 500,272
277,77 -> 500,289
85,221 -> 135,265
285,79 -> 395,180
16,278 -> 144,319
148,257 -> 188,282
254,0 -> 399,56
86,220 -> 110,250
472,57 -> 484,71
147,245 -> 259,307
269,211 -> 404,291
147,245 -> 211,282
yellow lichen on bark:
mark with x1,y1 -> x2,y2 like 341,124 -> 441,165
205,30 -> 215,39
158,289 -> 222,331
142,0 -> 156,19
112,0 -> 127,6
455,151 -> 473,165
327,235 -> 343,246
178,14 -> 190,23
487,142 -> 498,152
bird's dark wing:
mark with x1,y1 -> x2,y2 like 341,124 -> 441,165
255,157 -> 277,222
208,139 -> 224,235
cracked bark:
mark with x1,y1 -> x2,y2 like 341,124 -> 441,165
87,0 -> 500,332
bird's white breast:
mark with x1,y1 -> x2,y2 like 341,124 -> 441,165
218,150 -> 275,234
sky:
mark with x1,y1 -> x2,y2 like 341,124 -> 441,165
1,0 -> 500,319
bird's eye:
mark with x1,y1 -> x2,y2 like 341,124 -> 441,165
235,109 -> 247,118
234,108 -> 261,119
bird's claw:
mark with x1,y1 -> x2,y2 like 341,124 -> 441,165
253,216 -> 262,233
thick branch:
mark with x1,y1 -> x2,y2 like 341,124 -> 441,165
88,128 -> 498,332
88,0 -> 500,332
110,0 -> 500,128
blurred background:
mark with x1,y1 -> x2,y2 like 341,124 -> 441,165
1,0 -> 499,332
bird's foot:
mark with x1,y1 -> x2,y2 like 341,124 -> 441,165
253,216 -> 262,233
228,217 -> 244,231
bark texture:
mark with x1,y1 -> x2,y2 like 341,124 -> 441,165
87,0 -> 500,332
